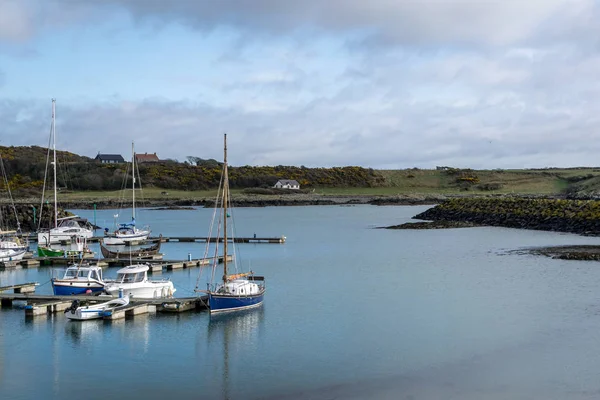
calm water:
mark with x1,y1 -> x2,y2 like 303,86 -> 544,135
2,205 -> 600,400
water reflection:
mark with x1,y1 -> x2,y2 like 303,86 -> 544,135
65,315 -> 152,354
207,307 -> 265,400
64,319 -> 103,345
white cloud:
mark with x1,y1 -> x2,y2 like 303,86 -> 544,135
2,1 -> 600,169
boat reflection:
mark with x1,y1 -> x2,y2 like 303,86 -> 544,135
64,315 -> 151,353
207,307 -> 264,400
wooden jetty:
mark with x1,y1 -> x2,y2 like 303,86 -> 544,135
24,234 -> 286,244
0,254 -> 233,271
0,292 -> 209,318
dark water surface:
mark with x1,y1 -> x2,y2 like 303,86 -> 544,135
2,205 -> 600,400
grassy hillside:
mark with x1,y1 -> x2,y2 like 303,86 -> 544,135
4,145 -> 600,199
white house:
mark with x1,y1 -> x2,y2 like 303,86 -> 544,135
273,179 -> 300,190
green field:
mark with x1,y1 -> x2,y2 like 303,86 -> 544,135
49,167 -> 600,202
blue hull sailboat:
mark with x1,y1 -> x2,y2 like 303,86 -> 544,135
203,134 -> 265,314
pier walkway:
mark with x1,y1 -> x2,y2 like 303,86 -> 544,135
23,235 -> 286,244
0,254 -> 233,271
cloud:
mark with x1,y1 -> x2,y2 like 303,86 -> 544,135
2,1 -> 600,170
4,0 -> 590,48
4,57 -> 600,171
90,0 -> 594,48
0,0 -> 36,41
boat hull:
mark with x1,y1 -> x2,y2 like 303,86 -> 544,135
37,230 -> 94,245
208,290 -> 265,313
65,297 -> 129,320
52,280 -> 104,295
103,231 -> 150,245
0,249 -> 26,262
38,247 -> 93,258
104,282 -> 175,299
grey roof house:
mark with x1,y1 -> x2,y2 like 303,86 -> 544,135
95,153 -> 125,164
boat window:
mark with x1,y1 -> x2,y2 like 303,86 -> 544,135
65,269 -> 78,278
134,272 -> 145,282
91,271 -> 98,280
117,273 -> 127,282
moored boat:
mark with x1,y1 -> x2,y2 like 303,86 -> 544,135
103,264 -> 175,299
100,235 -> 161,259
51,264 -> 107,295
0,248 -> 26,262
103,142 -> 151,245
200,134 -> 266,314
64,296 -> 129,321
36,100 -> 94,245
38,235 -> 95,258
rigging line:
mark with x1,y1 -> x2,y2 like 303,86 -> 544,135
226,184 -> 240,273
0,155 -> 21,233
195,168 -> 225,290
135,162 -> 146,208
38,122 -> 54,232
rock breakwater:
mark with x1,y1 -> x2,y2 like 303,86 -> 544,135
413,197 -> 600,235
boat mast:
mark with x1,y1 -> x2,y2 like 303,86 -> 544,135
52,99 -> 57,229
223,133 -> 228,283
131,141 -> 136,224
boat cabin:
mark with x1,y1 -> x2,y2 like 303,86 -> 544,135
61,264 -> 103,281
115,265 -> 149,283
57,216 -> 93,231
218,280 -> 261,296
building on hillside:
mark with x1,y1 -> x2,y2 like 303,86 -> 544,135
95,153 -> 125,164
135,152 -> 160,163
273,179 -> 300,190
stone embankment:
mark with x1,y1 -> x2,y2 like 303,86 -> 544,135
1,204 -> 70,232
412,197 -> 600,235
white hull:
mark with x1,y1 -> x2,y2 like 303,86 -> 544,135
38,229 -> 94,245
103,230 -> 150,245
0,248 -> 26,262
65,297 -> 129,321
104,281 -> 175,299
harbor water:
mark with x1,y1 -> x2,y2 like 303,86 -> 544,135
2,205 -> 600,399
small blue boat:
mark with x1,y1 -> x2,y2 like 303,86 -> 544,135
203,134 -> 266,314
51,264 -> 106,295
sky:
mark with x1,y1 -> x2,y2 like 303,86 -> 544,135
1,0 -> 600,169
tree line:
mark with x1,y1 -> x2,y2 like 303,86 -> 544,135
0,146 -> 385,193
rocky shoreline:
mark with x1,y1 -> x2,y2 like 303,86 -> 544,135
9,193 -> 448,210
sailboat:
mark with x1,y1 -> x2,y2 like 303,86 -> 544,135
202,134 -> 265,313
37,99 -> 94,245
103,142 -> 151,245
0,152 -> 28,261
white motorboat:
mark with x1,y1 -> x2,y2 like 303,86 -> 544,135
103,264 -> 175,299
64,296 -> 129,321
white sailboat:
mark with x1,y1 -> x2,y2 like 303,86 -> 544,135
103,142 -> 151,245
0,149 -> 29,260
200,134 -> 266,313
37,99 -> 94,245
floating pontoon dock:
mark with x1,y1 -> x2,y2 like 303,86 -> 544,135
24,235 -> 286,244
0,254 -> 233,271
